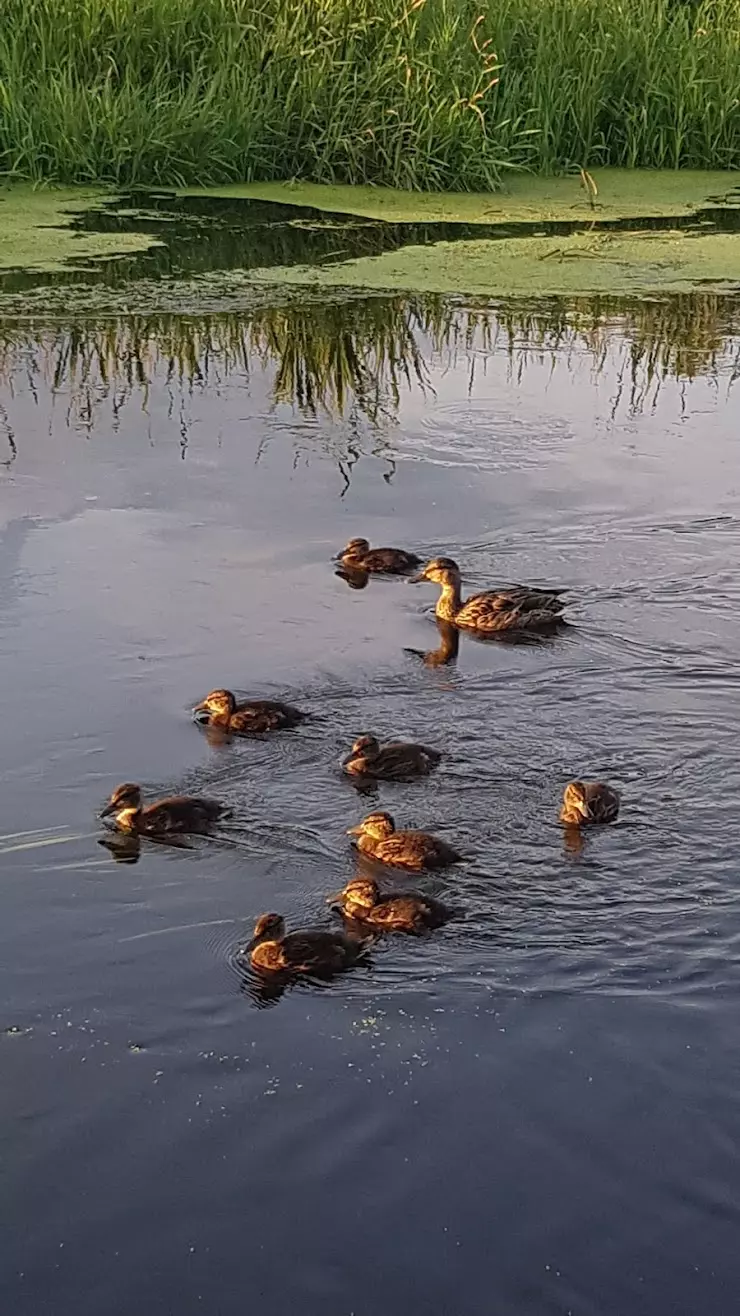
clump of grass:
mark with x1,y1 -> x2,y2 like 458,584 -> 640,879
0,0 -> 738,187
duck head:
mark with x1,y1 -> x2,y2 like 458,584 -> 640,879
562,781 -> 592,821
327,877 -> 380,910
347,811 -> 396,841
410,556 -> 462,587
192,689 -> 237,723
245,912 -> 285,954
101,782 -> 142,819
338,537 -> 370,563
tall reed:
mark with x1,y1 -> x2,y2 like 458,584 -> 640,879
0,0 -> 738,187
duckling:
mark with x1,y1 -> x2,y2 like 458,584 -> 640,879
343,734 -> 442,780
560,780 -> 620,825
100,782 -> 229,835
241,913 -> 369,975
337,538 -> 421,575
412,557 -> 567,634
347,811 -> 462,871
192,688 -> 304,734
328,877 -> 453,933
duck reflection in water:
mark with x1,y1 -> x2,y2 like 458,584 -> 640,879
335,565 -> 370,590
97,831 -> 196,863
404,618 -> 460,668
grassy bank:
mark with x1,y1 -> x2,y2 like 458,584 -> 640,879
1,0 -> 739,188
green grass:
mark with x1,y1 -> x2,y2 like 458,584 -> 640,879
0,0 -> 739,188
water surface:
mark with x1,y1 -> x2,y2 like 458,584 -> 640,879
2,292 -> 740,1315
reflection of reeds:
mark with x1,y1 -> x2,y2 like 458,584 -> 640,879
0,293 -> 737,441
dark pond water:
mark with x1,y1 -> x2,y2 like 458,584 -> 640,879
2,289 -> 740,1315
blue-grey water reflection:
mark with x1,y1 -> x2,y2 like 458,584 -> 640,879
2,293 -> 740,1316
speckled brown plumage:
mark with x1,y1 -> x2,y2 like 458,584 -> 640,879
192,689 -> 304,734
560,780 -> 620,825
337,537 -> 421,575
343,735 -> 441,780
347,811 -> 462,871
329,878 -> 454,933
412,557 -> 567,634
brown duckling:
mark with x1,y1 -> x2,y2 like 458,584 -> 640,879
347,811 -> 462,871
343,734 -> 441,780
328,877 -> 454,933
337,538 -> 421,575
192,688 -> 305,734
412,557 -> 567,634
242,913 -> 369,975
100,782 -> 229,835
560,780 -> 620,826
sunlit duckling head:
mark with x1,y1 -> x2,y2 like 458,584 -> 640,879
340,537 -> 370,561
562,781 -> 592,821
327,877 -> 380,910
410,556 -> 461,586
347,811 -> 396,840
348,734 -> 380,757
192,689 -> 237,722
247,912 -> 286,951
101,782 -> 141,818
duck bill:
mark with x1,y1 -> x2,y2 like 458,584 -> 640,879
325,890 -> 345,906
409,571 -> 428,584
576,800 -> 592,820
191,700 -> 211,723
346,824 -> 363,836
100,800 -> 118,818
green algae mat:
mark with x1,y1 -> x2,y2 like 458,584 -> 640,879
2,171 -> 739,303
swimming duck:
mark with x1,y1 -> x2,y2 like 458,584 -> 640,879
411,557 -> 567,634
242,913 -> 369,975
192,689 -> 305,734
337,538 -> 421,575
100,782 -> 229,835
343,734 -> 441,780
560,780 -> 620,825
347,811 -> 462,871
328,877 -> 454,933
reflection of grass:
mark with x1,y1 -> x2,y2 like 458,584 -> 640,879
0,0 -> 738,186
0,294 -> 737,441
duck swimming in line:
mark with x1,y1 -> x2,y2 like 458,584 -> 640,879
337,538 -> 421,575
347,811 -> 462,871
411,557 -> 567,634
192,689 -> 305,734
328,877 -> 454,933
343,734 -> 442,780
241,913 -> 370,975
100,783 -> 230,835
560,781 -> 620,825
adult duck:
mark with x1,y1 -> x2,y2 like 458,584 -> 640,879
411,557 -> 567,634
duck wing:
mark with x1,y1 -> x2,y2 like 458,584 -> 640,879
369,742 -> 442,778
282,929 -> 366,971
362,548 -> 421,573
585,783 -> 620,822
230,700 -> 304,733
142,795 -> 228,833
